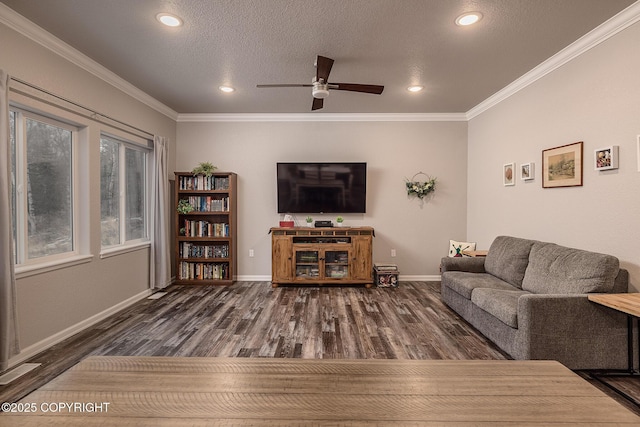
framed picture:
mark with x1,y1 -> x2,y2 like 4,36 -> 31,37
520,162 -> 534,181
594,146 -> 618,170
503,163 -> 515,186
542,141 -> 583,188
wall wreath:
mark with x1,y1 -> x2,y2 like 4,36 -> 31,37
406,172 -> 437,199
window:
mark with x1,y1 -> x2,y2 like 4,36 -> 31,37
100,134 -> 149,248
10,109 -> 77,264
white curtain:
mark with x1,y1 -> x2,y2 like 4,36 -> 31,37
0,70 -> 20,371
150,135 -> 171,289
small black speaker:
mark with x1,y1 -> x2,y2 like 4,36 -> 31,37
315,220 -> 333,227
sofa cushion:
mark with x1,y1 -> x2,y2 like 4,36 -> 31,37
484,236 -> 536,289
442,271 -> 518,300
471,288 -> 530,328
522,242 -> 620,294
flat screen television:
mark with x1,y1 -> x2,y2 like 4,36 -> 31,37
277,162 -> 367,213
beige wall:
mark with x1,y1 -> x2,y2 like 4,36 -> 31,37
1,22 -> 177,358
467,21 -> 640,291
177,120 -> 468,279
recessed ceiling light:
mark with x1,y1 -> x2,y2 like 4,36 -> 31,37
407,85 -> 424,93
156,13 -> 183,27
219,86 -> 235,93
455,12 -> 482,26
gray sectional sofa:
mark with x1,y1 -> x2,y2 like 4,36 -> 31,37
440,236 -> 628,370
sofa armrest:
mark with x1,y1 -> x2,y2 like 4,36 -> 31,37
516,293 -> 627,369
440,256 -> 486,273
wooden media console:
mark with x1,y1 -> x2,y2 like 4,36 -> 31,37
270,227 -> 374,287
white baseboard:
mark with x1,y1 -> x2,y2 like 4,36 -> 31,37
234,275 -> 441,282
235,275 -> 272,282
399,275 -> 442,281
8,288 -> 152,369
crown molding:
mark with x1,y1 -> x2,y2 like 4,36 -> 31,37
177,112 -> 467,122
0,3 -> 178,121
467,1 -> 640,120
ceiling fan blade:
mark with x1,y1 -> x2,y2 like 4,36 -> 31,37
330,83 -> 384,94
312,97 -> 324,111
256,84 -> 312,88
316,56 -> 334,82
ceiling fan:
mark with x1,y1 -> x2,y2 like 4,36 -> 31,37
257,55 -> 384,111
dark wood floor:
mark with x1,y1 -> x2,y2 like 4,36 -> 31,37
1,281 -> 639,415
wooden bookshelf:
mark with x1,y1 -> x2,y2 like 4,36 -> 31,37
174,172 -> 237,285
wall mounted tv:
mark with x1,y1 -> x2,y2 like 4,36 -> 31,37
277,162 -> 367,214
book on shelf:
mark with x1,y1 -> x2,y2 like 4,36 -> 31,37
179,261 -> 229,280
183,220 -> 229,237
179,175 -> 230,191
180,242 -> 229,258
180,196 -> 230,212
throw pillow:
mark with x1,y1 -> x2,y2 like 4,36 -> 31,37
448,240 -> 476,257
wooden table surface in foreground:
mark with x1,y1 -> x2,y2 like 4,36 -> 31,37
2,356 -> 639,426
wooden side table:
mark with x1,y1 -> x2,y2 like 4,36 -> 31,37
587,293 -> 640,406
462,250 -> 488,257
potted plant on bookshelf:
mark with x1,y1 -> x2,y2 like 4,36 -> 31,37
336,216 -> 344,227
305,216 -> 313,227
191,162 -> 217,177
177,199 -> 194,214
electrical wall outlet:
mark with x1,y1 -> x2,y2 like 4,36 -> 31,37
249,249 -> 254,257
391,249 -> 396,257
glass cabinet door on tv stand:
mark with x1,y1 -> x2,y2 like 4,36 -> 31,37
293,248 -> 350,281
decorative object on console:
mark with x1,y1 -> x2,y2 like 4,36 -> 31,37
279,214 -> 294,228
594,146 -> 619,170
336,216 -> 344,227
405,172 -> 437,199
503,163 -> 515,186
542,141 -> 583,188
520,162 -> 534,181
191,162 -> 217,177
305,216 -> 313,227
448,240 -> 476,257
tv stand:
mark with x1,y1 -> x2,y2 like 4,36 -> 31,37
270,227 -> 374,287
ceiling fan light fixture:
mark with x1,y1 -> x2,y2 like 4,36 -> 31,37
455,12 -> 482,26
407,85 -> 424,92
312,81 -> 330,99
219,85 -> 235,93
312,88 -> 330,99
156,13 -> 183,27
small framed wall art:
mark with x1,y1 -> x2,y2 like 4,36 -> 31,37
503,163 -> 515,186
520,162 -> 534,181
542,141 -> 583,188
594,146 -> 619,170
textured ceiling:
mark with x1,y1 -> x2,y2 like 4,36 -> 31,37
1,0 -> 635,114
